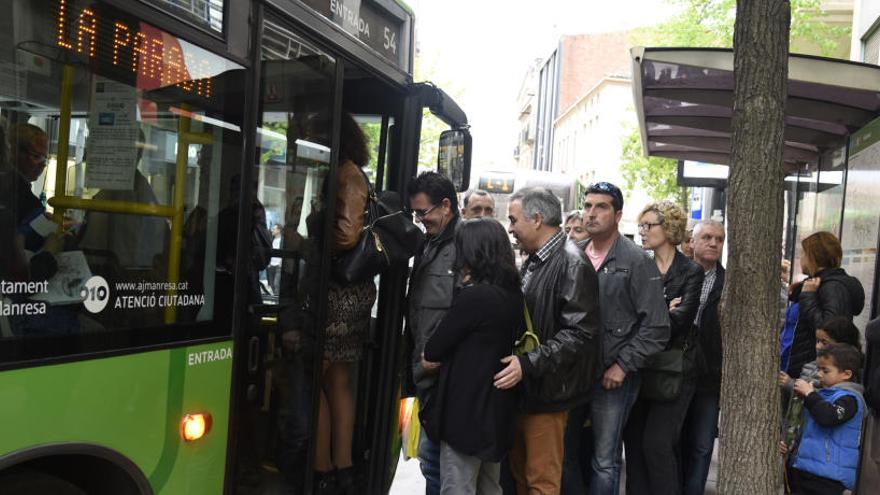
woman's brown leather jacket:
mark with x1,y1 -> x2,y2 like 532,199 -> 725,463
333,160 -> 369,252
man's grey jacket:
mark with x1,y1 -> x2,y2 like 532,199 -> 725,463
587,234 -> 670,373
406,216 -> 460,397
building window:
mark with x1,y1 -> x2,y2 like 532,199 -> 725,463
862,24 -> 880,64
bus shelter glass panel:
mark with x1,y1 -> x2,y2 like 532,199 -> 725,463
843,122 -> 880,332
0,0 -> 245,362
791,164 -> 819,284
814,145 -> 846,236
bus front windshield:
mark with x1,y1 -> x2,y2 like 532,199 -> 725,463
0,0 -> 246,363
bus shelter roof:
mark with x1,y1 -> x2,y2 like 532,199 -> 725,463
631,47 -> 880,173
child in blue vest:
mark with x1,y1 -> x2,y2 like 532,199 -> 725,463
780,343 -> 865,494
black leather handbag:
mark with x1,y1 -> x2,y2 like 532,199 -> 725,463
332,177 -> 423,284
640,324 -> 699,402
640,346 -> 686,402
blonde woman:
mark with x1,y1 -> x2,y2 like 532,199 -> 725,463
623,201 -> 704,495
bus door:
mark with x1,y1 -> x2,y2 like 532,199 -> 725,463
341,80 -> 412,494
230,10 -> 413,492
230,12 -> 347,494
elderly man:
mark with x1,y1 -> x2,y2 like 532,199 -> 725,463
407,171 -> 461,495
460,189 -> 495,219
497,186 -> 601,494
681,220 -> 726,495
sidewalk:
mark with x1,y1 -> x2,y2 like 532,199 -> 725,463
388,440 -> 721,494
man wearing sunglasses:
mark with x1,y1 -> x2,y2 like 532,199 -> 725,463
575,181 -> 670,495
405,171 -> 460,495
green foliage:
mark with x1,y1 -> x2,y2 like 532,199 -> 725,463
629,0 -> 850,56
360,120 -> 382,181
620,127 -> 689,210
414,54 -> 464,172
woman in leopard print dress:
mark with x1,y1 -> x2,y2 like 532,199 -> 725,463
313,114 -> 377,494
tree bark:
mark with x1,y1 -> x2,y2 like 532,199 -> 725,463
719,1 -> 790,494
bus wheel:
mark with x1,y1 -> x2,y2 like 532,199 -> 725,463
0,469 -> 86,495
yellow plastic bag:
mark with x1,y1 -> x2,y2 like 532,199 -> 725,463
399,397 -> 421,460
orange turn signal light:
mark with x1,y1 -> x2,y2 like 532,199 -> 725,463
180,413 -> 213,442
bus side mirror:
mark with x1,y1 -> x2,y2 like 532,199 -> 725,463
437,128 -> 471,192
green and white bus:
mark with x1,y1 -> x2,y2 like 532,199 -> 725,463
0,0 -> 470,493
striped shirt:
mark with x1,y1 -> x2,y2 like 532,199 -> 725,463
694,267 -> 718,325
522,229 -> 566,287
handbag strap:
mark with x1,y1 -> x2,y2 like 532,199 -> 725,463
523,302 -> 534,334
349,163 -> 379,227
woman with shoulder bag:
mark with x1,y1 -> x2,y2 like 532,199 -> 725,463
421,218 -> 524,495
623,201 -> 704,495
312,113 -> 378,494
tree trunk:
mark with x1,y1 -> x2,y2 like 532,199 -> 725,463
719,1 -> 789,494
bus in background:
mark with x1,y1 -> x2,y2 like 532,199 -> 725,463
474,169 -> 583,224
0,0 -> 470,493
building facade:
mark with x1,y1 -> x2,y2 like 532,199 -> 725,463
514,59 -> 542,170
523,32 -> 631,173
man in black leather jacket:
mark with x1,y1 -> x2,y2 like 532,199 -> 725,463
580,182 -> 670,495
406,172 -> 460,495
495,186 -> 601,494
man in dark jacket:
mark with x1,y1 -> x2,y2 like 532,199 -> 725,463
580,182 -> 670,495
495,186 -> 601,494
406,172 -> 460,495
681,219 -> 725,495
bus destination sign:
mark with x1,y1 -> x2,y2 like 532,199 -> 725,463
478,174 -> 515,194
300,0 -> 407,70
54,0 -> 220,100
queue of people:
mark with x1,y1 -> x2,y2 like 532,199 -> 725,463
400,175 -> 874,495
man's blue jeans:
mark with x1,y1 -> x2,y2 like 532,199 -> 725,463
681,390 -> 720,495
419,432 -> 441,495
589,372 -> 641,495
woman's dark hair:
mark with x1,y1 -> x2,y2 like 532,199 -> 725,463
817,343 -> 864,381
818,316 -> 862,348
339,113 -> 370,166
454,218 -> 520,292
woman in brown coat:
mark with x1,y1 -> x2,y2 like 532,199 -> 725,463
313,114 -> 377,494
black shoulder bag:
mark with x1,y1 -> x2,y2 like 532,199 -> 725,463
640,326 -> 697,402
332,170 -> 424,283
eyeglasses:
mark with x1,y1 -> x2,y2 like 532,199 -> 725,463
638,222 -> 663,232
412,204 -> 439,219
586,182 -> 623,209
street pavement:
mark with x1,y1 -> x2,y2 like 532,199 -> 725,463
387,441 -> 721,494
389,453 -> 424,494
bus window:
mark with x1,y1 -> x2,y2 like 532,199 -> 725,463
0,0 -> 245,362
141,0 -> 225,33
